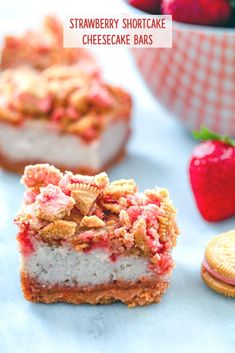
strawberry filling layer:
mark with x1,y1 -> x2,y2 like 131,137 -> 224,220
203,258 -> 235,286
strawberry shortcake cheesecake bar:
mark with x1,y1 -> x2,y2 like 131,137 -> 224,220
15,164 -> 179,307
0,64 -> 131,174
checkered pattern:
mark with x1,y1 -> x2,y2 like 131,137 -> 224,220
132,25 -> 235,135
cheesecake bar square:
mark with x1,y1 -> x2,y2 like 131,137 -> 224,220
15,164 -> 179,307
0,65 -> 131,174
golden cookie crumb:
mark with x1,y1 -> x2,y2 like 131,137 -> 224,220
80,215 -> 105,228
132,218 -> 149,255
101,202 -> 122,214
40,220 -> 77,243
94,172 -> 109,188
69,183 -> 101,215
103,179 -> 137,199
158,200 -> 176,242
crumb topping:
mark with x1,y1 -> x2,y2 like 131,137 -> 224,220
21,164 -> 63,188
15,164 -> 180,275
1,16 -> 95,71
80,215 -> 106,228
69,184 -> 101,215
0,65 -> 131,142
40,220 -> 77,244
35,184 -> 75,221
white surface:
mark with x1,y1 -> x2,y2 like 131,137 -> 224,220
23,245 -> 153,285
0,1 -> 234,353
0,120 -> 128,169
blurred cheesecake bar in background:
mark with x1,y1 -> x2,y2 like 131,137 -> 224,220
1,16 -> 96,71
0,65 -> 131,174
15,164 -> 179,306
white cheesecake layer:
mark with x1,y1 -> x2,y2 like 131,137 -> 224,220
0,119 -> 128,169
22,243 -> 154,286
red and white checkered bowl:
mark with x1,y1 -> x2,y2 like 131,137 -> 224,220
131,22 -> 235,135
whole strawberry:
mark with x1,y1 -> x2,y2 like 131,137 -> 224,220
161,0 -> 231,25
128,0 -> 161,14
189,127 -> 235,222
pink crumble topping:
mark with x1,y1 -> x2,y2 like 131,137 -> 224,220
14,92 -> 52,113
0,63 -> 131,143
58,172 -> 73,195
35,184 -> 75,221
59,173 -> 95,192
23,188 -> 39,204
51,107 -> 79,123
141,204 -> 160,228
59,171 -> 108,195
21,164 -> 62,188
126,206 -> 141,222
89,82 -> 113,108
70,174 -> 95,185
149,253 -> 173,276
16,164 -> 179,277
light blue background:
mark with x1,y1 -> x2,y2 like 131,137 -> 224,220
0,1 -> 234,352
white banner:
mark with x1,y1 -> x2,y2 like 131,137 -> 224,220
63,15 -> 172,48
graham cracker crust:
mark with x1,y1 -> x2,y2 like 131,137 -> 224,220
0,147 -> 126,176
21,273 -> 169,307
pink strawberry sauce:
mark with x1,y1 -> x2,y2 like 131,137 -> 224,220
109,253 -> 118,263
16,222 -> 34,256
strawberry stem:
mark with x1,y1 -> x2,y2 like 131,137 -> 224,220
193,127 -> 235,147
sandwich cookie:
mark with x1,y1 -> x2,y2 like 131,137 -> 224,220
201,230 -> 235,297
